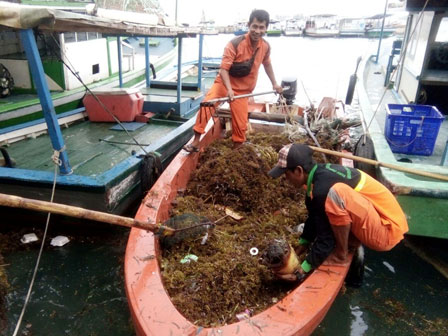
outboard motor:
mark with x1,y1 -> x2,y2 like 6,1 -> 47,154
281,76 -> 297,105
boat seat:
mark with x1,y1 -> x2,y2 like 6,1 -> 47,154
384,40 -> 403,87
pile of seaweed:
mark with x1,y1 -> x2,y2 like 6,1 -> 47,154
161,132 -> 340,327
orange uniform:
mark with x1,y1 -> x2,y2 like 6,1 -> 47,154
193,33 -> 271,143
301,164 -> 408,269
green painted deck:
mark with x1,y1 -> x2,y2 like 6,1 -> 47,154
5,119 -> 181,176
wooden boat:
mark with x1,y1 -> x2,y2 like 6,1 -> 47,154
0,8 -> 176,130
125,102 -> 353,335
0,3 -> 218,214
357,5 -> 448,239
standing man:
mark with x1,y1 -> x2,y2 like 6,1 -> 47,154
268,143 -> 409,282
183,9 -> 283,152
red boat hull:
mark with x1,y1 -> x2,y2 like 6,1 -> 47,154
125,118 -> 352,336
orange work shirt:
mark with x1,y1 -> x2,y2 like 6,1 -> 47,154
218,33 -> 271,94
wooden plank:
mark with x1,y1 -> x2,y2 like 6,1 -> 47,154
0,111 -> 87,145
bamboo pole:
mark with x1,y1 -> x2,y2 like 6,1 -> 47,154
0,193 -> 175,234
309,146 -> 448,182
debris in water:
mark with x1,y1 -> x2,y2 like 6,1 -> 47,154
382,261 -> 395,273
20,233 -> 39,244
50,236 -> 70,247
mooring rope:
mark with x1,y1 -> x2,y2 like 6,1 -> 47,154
12,150 -> 61,336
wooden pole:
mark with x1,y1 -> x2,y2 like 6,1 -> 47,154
309,146 -> 448,182
0,193 -> 175,234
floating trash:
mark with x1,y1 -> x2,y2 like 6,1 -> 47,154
382,261 -> 395,273
50,236 -> 70,247
20,233 -> 38,244
180,254 -> 198,264
235,309 -> 252,321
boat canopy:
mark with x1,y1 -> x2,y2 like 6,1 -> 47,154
0,1 -> 204,37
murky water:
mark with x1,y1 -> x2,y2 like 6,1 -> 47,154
2,34 -> 448,336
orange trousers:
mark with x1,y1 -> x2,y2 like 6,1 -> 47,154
324,182 -> 407,251
193,80 -> 249,143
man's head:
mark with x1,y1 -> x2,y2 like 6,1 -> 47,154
248,9 -> 269,44
268,143 -> 316,186
249,9 -> 270,27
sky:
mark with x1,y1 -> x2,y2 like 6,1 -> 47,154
160,0 -> 402,25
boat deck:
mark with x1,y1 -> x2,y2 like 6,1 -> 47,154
5,118 -> 181,176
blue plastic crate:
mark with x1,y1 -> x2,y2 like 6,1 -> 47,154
385,104 -> 445,155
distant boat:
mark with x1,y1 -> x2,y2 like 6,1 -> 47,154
283,19 -> 304,37
233,21 -> 248,36
339,17 -> 366,37
357,6 -> 448,239
365,27 -> 395,38
364,14 -> 396,38
267,20 -> 282,37
304,15 -> 340,38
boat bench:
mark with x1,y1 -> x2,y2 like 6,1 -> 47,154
0,107 -> 86,144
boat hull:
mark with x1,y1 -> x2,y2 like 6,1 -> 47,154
125,117 -> 352,335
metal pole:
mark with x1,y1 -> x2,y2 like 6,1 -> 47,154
177,37 -> 183,109
375,0 -> 389,64
197,34 -> 204,91
175,0 -> 178,26
144,37 -> 151,87
19,29 -> 72,174
117,36 -> 123,87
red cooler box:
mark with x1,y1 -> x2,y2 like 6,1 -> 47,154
83,88 -> 144,122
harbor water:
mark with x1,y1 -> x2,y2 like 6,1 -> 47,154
2,34 -> 448,336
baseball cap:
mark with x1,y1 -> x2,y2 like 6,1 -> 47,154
268,143 -> 315,178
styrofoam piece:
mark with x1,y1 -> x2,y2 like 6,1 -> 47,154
21,233 -> 38,244
50,235 -> 70,247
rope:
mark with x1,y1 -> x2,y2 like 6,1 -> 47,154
12,152 -> 60,336
51,145 -> 66,167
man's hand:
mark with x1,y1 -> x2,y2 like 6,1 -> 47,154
227,88 -> 235,101
273,84 -> 283,94
275,269 -> 306,282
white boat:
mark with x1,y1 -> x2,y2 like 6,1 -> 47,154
304,15 -> 340,38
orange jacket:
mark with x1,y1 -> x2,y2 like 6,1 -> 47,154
218,33 -> 271,94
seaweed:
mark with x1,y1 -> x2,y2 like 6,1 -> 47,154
160,131 -> 336,327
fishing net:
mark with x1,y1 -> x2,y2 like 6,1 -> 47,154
160,213 -> 212,249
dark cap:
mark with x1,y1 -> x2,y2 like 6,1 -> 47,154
268,143 -> 315,178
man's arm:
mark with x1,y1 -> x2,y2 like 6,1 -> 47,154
263,62 -> 283,93
219,68 -> 234,100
